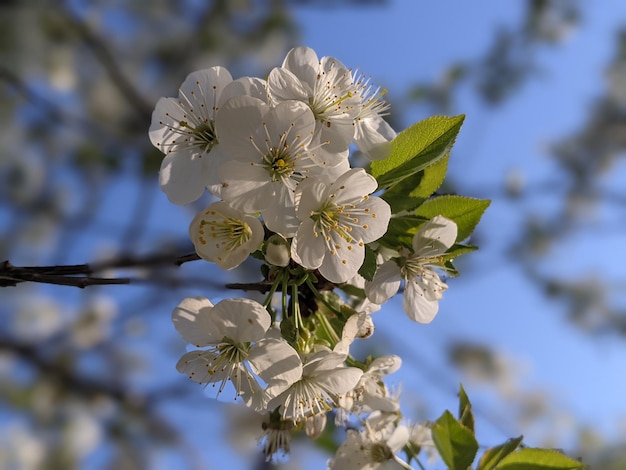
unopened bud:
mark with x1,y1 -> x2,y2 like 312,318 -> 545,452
265,235 -> 290,267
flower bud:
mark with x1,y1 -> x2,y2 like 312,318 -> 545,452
265,235 -> 290,267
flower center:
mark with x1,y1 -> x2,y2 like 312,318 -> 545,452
264,145 -> 296,181
310,200 -> 354,245
369,442 -> 393,463
197,215 -> 253,253
179,118 -> 218,153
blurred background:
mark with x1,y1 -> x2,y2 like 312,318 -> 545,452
1,0 -> 626,468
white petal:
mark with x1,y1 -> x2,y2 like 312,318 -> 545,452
291,218 -> 326,270
318,235 -> 364,284
249,338 -> 303,386
367,355 -> 402,377
403,279 -> 440,323
159,152 -> 207,205
330,168 -> 379,203
294,178 -> 327,220
387,425 -> 410,453
176,350 -> 225,384
179,67 -> 233,111
219,161 -> 272,213
211,298 -> 271,343
365,261 -> 402,305
412,216 -> 458,256
354,116 -> 396,161
220,76 -> 268,103
281,46 -> 319,92
171,296 -> 219,346
265,100 -> 315,147
348,195 -> 391,244
214,95 -> 269,159
267,67 -> 311,102
314,367 -> 363,395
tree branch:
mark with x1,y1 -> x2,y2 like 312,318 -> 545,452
0,253 -> 201,288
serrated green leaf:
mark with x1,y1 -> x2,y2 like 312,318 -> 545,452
381,155 -> 450,213
478,436 -> 524,470
458,384 -> 475,433
494,448 -> 584,470
415,195 -> 490,241
432,410 -> 479,470
371,115 -> 464,189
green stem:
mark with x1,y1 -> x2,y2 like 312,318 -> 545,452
305,278 -> 342,316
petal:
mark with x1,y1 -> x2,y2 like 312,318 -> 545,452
330,168 -> 378,203
367,355 -> 402,376
261,193 -> 299,238
159,151 -> 207,205
220,76 -> 268,103
281,46 -> 319,92
219,161 -> 272,213
403,280 -> 440,323
348,196 -> 391,244
412,216 -> 458,256
214,95 -> 269,158
318,234 -> 364,284
268,67 -> 311,103
179,66 -> 233,112
176,350 -> 226,384
249,338 -> 303,386
171,296 -> 220,346
265,100 -> 315,147
365,261 -> 402,305
291,218 -> 326,270
294,178 -> 327,220
354,116 -> 396,161
314,367 -> 363,395
387,425 -> 410,453
149,97 -> 185,150
211,298 -> 271,343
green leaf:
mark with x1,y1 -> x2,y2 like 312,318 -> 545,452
458,384 -> 475,433
381,155 -> 449,213
371,115 -> 464,189
414,195 -> 490,241
494,448 -> 584,470
478,436 -> 524,470
358,245 -> 378,281
378,215 -> 428,250
432,410 -> 479,470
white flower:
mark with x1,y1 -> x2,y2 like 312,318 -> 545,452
336,355 -> 401,424
268,46 -> 361,166
353,72 -> 396,160
189,201 -> 264,270
329,412 -> 410,470
150,67 -> 266,204
172,297 -> 273,407
407,422 -> 437,463
291,168 -> 391,284
366,215 -> 457,323
216,95 -> 343,236
265,349 -> 362,423
259,416 -> 293,461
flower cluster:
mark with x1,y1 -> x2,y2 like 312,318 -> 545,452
151,47 -> 470,467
